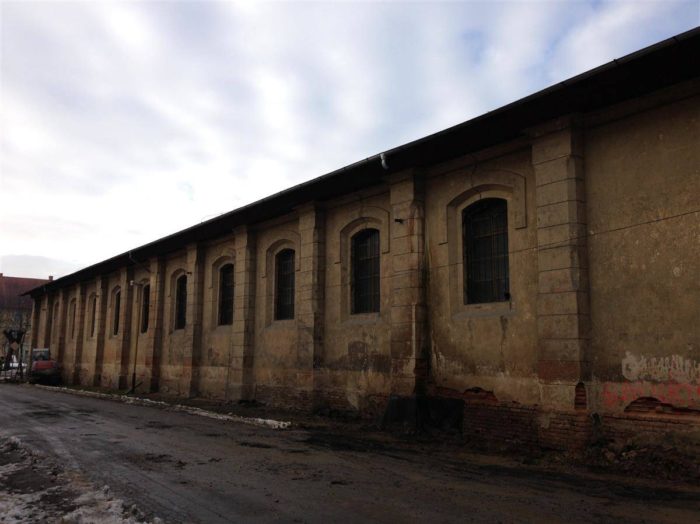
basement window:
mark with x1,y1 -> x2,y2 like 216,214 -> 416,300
463,198 -> 510,304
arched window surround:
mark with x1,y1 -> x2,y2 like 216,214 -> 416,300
446,184 -> 516,317
338,216 -> 388,322
263,237 -> 299,326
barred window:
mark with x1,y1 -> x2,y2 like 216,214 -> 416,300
112,288 -> 121,335
69,299 -> 76,339
463,198 -> 510,304
218,264 -> 234,326
275,249 -> 295,320
175,275 -> 187,330
89,295 -> 96,337
140,284 -> 150,334
351,228 -> 380,314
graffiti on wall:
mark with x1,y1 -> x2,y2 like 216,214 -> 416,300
600,352 -> 700,410
602,381 -> 700,410
621,352 -> 700,384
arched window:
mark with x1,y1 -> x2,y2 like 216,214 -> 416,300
462,198 -> 510,304
174,275 -> 187,330
351,228 -> 380,314
275,249 -> 295,320
112,288 -> 121,335
52,302 -> 59,342
88,294 -> 96,338
69,299 -> 76,339
218,264 -> 234,326
140,284 -> 150,334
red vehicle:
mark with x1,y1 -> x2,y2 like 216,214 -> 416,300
29,348 -> 61,385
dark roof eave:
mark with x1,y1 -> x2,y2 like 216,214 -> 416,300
26,27 -> 700,297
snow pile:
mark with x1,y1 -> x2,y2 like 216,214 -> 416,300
0,436 -> 158,524
60,486 -> 162,524
35,385 -> 292,429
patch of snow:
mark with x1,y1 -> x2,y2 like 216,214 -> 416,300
34,385 -> 292,429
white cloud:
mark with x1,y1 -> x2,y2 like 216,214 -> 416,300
1,0 -> 697,278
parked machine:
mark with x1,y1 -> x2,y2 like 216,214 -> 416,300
29,348 -> 61,385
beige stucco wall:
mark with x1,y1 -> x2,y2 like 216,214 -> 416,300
159,251 -> 189,395
252,218 -> 305,404
27,81 -> 700,423
586,93 -> 700,412
425,148 -> 541,404
79,282 -> 98,385
317,190 -> 393,412
197,234 -> 237,399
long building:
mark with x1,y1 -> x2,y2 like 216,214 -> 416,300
27,29 -> 700,449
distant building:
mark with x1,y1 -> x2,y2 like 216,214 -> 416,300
25,29 -> 700,449
0,273 -> 50,347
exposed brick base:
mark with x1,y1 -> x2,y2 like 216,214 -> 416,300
462,400 -> 700,453
463,402 -> 589,451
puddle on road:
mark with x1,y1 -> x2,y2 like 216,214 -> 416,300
237,441 -> 275,449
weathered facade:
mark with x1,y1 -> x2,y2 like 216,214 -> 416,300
27,30 -> 700,448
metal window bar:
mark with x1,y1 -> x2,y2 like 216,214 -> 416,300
275,250 -> 295,320
463,199 -> 510,304
140,284 -> 150,333
218,264 -> 234,325
113,290 -> 121,335
90,296 -> 96,337
351,229 -> 380,314
175,276 -> 187,329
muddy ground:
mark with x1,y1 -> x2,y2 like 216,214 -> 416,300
1,384 -> 700,523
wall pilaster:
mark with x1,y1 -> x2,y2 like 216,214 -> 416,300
228,226 -> 257,401
55,288 -> 68,364
297,204 -> 325,405
144,257 -> 166,393
116,267 -> 134,389
72,282 -> 87,385
93,275 -> 108,387
388,170 -> 428,397
532,119 -> 590,410
178,244 -> 205,397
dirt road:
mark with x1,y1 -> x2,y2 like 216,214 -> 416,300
1,384 -> 699,523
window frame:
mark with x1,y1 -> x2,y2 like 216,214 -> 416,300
140,284 -> 150,334
88,294 -> 96,339
68,299 -> 77,340
112,287 -> 121,336
217,263 -> 235,326
350,228 -> 381,314
462,198 -> 510,305
274,249 -> 295,321
174,275 -> 187,330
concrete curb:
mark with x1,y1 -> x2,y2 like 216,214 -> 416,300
32,385 -> 292,430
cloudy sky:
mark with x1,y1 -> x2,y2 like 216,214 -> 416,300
1,1 -> 698,279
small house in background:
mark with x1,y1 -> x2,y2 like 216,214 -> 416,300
0,273 -> 50,335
